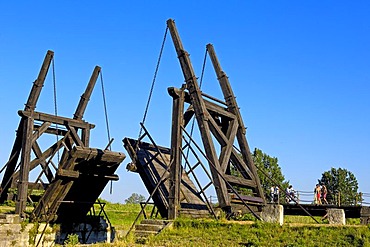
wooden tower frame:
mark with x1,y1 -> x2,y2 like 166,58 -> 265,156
166,19 -> 265,218
0,50 -> 104,218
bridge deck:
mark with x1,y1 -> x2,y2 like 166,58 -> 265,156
31,146 -> 125,223
282,203 -> 367,218
123,138 -> 210,219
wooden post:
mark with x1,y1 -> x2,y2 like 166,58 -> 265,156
168,87 -> 185,219
15,117 -> 33,217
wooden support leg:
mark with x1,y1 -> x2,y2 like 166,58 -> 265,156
168,87 -> 185,220
15,117 -> 33,218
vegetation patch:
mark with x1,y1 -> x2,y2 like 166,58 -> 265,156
147,219 -> 370,247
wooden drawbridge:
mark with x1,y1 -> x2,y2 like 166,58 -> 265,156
123,19 -> 266,222
124,137 -> 210,219
0,50 -> 125,224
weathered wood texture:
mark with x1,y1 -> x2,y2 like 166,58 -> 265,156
165,19 -> 265,215
123,138 -> 209,219
168,87 -> 185,219
31,146 -> 125,223
167,19 -> 230,210
0,51 -> 54,205
0,53 -> 110,223
207,43 -> 265,203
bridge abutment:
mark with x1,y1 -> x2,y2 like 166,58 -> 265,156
261,204 -> 284,225
326,209 -> 346,225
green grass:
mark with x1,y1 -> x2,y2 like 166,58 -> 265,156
0,202 -> 367,246
146,219 -> 370,247
93,200 -> 156,230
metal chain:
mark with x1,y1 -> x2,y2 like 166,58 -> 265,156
52,57 -> 60,163
99,70 -> 111,150
137,26 -> 169,141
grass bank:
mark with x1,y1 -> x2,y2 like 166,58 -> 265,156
118,218 -> 369,247
1,202 -> 367,246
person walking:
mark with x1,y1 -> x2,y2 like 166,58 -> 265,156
321,184 -> 328,204
270,186 -> 275,203
314,184 -> 322,205
273,186 -> 280,203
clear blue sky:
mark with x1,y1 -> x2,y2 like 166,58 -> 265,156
1,1 -> 369,203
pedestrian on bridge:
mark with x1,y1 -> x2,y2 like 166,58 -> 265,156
314,184 -> 322,205
321,184 -> 328,204
270,185 -> 279,203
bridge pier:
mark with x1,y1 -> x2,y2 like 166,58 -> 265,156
325,209 -> 346,225
261,204 -> 284,225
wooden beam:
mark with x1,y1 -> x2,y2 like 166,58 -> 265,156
0,121 -> 23,203
183,106 -> 194,127
24,50 -> 54,111
230,149 -> 254,180
19,111 -> 94,130
15,117 -> 33,217
204,100 -> 236,120
71,146 -> 126,163
32,122 -> 51,143
168,87 -> 185,219
66,124 -> 84,147
74,66 -> 101,120
31,142 -> 54,183
224,174 -> 257,188
178,88 -> 236,120
210,118 -> 239,171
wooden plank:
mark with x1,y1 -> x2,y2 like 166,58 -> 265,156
224,174 -> 257,188
124,138 -> 208,219
16,117 -> 33,217
32,145 -> 124,222
57,169 -> 79,179
72,147 -> 126,163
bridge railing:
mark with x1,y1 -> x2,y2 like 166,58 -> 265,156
282,190 -> 370,206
